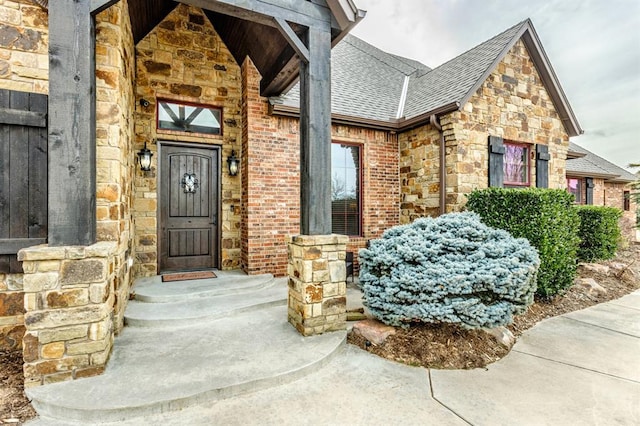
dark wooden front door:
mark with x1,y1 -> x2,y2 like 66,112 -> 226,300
159,143 -> 219,272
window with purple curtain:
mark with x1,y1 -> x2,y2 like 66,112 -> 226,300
566,177 -> 583,204
503,142 -> 530,186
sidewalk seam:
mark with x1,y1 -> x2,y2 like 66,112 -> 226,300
608,302 -> 640,313
560,315 -> 640,339
511,350 -> 640,384
427,369 -> 474,425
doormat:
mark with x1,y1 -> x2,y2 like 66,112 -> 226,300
161,271 -> 216,282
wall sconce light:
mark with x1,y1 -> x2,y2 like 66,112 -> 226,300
137,141 -> 153,172
227,150 -> 239,176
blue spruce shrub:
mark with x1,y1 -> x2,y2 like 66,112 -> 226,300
358,212 -> 540,329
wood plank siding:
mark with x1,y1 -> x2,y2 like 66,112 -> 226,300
0,89 -> 48,273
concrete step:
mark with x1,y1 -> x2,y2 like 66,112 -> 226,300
131,271 -> 275,303
26,305 -> 346,423
125,279 -> 288,327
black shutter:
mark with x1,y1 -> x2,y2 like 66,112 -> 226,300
0,89 -> 48,273
535,144 -> 550,188
585,178 -> 594,205
488,136 -> 504,187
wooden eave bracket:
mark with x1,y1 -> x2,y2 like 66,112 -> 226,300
91,0 -> 119,15
274,18 -> 309,63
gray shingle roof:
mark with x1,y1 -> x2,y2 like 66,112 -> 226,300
567,141 -> 589,157
273,34 -> 430,122
566,143 -> 637,183
271,19 -> 581,136
404,21 -> 525,119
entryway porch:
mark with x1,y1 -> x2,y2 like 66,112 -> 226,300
25,272 -> 349,422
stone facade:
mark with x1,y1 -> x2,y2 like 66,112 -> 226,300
0,0 -> 48,94
0,1 -> 136,386
0,272 -> 24,350
287,235 -> 348,336
95,0 -> 136,332
19,243 -> 117,387
0,0 -> 49,352
400,40 -> 570,221
133,4 -> 243,276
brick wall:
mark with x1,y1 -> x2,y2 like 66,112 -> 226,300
603,182 -> 637,242
241,58 -> 301,276
133,4 -> 243,276
242,60 -> 399,276
592,178 -> 606,206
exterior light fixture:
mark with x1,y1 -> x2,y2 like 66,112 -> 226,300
227,150 -> 239,176
137,141 -> 153,172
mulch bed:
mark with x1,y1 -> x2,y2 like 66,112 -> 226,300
0,350 -> 36,425
348,243 -> 640,369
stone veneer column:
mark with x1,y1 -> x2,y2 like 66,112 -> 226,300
287,235 -> 348,336
18,242 -> 117,387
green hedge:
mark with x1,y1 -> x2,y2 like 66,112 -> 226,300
575,206 -> 621,262
466,188 -> 580,297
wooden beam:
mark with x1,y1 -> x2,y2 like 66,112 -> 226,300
274,18 -> 309,63
299,26 -> 332,235
0,108 -> 46,127
48,0 -> 96,246
90,0 -> 119,15
179,0 -> 334,29
0,239 -> 47,255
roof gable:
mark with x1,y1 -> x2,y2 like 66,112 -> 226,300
272,18 -> 582,136
403,19 -> 582,136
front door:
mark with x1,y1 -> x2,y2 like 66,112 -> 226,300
159,143 -> 219,271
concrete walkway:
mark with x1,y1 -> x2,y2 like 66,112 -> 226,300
28,287 -> 640,425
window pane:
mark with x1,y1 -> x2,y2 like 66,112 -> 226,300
503,144 -> 529,184
567,178 -> 582,203
158,101 -> 221,135
331,144 -> 361,236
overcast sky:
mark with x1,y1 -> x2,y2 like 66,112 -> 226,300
350,0 -> 640,171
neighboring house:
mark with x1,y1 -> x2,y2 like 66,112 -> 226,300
0,0 -> 634,386
566,142 -> 638,239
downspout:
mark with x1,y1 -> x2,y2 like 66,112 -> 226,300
430,115 -> 446,216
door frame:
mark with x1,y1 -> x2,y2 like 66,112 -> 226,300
157,140 -> 222,272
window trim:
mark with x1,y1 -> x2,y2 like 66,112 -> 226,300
156,98 -> 223,137
503,141 -> 531,187
331,141 -> 363,237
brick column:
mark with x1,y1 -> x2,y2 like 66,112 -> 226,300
18,242 -> 117,387
287,235 -> 348,336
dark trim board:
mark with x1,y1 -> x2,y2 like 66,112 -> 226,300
48,0 -> 97,246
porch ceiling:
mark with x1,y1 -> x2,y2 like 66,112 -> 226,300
127,0 -> 344,96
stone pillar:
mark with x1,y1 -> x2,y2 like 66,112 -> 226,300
18,242 -> 117,387
287,235 -> 348,336
0,273 -> 25,351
